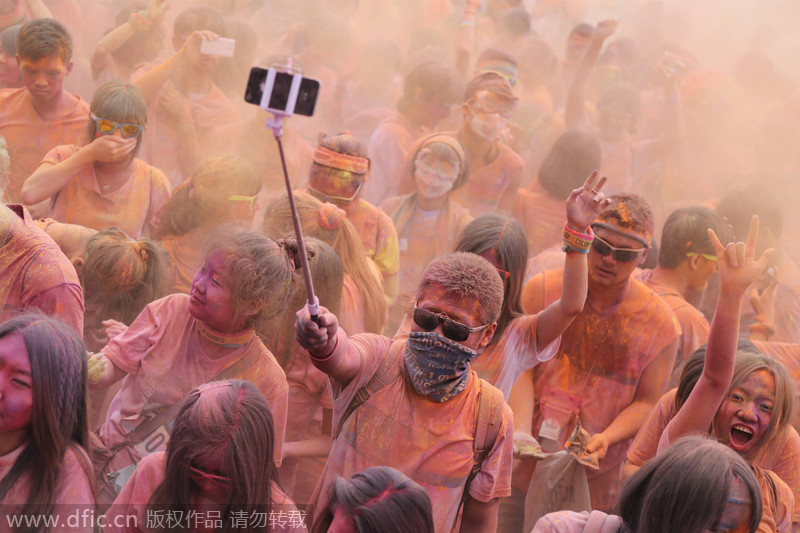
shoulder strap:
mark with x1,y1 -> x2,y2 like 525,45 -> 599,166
333,339 -> 404,439
462,379 -> 505,503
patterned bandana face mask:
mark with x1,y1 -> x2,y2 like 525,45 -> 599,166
403,331 -> 478,402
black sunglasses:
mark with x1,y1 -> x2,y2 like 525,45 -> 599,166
591,233 -> 647,262
412,307 -> 488,342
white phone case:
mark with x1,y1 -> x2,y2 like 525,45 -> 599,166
200,37 -> 236,58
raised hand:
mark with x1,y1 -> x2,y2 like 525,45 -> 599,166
85,134 -> 137,163
565,170 -> 612,231
295,304 -> 338,357
593,19 -> 619,41
145,0 -> 170,21
708,215 -> 775,297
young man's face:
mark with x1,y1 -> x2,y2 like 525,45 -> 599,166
588,223 -> 649,288
17,54 -> 72,105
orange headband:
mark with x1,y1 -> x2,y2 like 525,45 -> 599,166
313,145 -> 369,174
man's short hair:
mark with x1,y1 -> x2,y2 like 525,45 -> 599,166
16,18 -> 72,64
596,192 -> 655,241
416,253 -> 503,325
658,206 -> 731,269
716,185 -> 783,241
398,60 -> 462,112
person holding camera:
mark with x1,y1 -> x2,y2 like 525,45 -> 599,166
131,6 -> 236,188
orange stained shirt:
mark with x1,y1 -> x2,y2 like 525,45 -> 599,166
512,180 -> 566,257
308,334 -> 513,533
43,145 -> 171,238
0,444 -> 95,532
629,387 -> 800,524
451,141 -> 524,217
106,452 -> 303,533
0,88 -> 89,202
0,204 -> 84,334
521,269 -> 680,510
98,294 -> 289,472
636,268 -> 710,388
342,197 -> 400,277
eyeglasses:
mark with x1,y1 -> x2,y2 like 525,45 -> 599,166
470,91 -> 517,119
91,113 -> 142,139
591,233 -> 647,262
685,252 -> 718,262
188,464 -> 230,489
412,306 -> 488,342
228,194 -> 258,210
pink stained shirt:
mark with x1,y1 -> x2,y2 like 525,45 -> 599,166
0,204 -> 84,334
533,511 -> 624,533
470,313 -> 560,400
43,145 -> 171,238
106,452 -> 304,533
0,88 -> 90,202
98,294 -> 288,469
308,334 -> 513,533
0,443 -> 96,533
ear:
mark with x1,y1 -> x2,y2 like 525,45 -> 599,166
687,253 -> 703,272
477,322 -> 497,351
638,248 -> 650,267
65,61 -> 73,76
243,298 -> 263,317
72,257 -> 84,279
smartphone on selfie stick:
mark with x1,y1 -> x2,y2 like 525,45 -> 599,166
243,65 -> 322,322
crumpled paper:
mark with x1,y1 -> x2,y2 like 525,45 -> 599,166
564,418 -> 600,470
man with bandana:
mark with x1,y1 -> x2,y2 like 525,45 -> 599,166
296,252 -> 511,533
451,71 -> 524,217
511,193 -> 680,521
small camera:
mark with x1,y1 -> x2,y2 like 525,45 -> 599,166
243,67 -> 320,117
200,37 -> 236,58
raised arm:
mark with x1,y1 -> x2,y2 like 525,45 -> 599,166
295,304 -> 362,383
535,171 -> 611,349
91,0 -> 170,80
565,19 -> 618,130
668,216 -> 774,441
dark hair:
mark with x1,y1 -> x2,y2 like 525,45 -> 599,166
569,23 -> 595,39
537,129 -> 601,199
0,313 -> 93,520
147,380 -> 277,533
1,23 -> 21,55
16,18 -> 73,63
205,229 -> 297,327
313,466 -> 434,533
397,60 -> 462,115
658,206 -> 732,269
618,436 -> 761,533
82,228 -> 168,326
463,70 -> 517,104
173,7 -> 225,37
455,215 -> 527,342
498,8 -> 531,37
258,238 -> 343,369
716,186 -> 783,240
155,154 -> 261,238
477,48 -> 519,69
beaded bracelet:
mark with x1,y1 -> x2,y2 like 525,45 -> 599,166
562,224 -> 593,254
129,10 -> 152,32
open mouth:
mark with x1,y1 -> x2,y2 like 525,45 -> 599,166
729,424 -> 754,449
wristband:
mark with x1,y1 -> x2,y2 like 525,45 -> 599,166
129,11 -> 152,32
562,224 -> 593,253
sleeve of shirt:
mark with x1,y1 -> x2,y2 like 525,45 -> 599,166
101,300 -> 161,375
626,391 -> 673,467
26,283 -> 84,336
106,453 -> 165,533
144,166 -> 171,237
770,427 -> 800,523
772,472 -> 794,532
468,402 -> 514,502
263,369 -> 289,468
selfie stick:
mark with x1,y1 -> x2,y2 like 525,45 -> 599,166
261,68 -> 320,324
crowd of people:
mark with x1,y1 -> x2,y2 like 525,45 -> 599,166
2,0 -> 800,532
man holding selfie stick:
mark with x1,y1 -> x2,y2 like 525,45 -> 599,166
132,6 -> 236,188
295,252 -> 514,533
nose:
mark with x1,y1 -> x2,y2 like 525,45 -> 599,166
601,253 -> 617,265
737,402 -> 758,422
